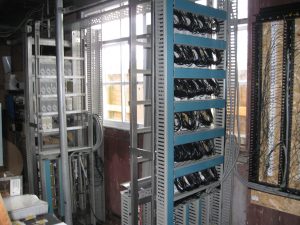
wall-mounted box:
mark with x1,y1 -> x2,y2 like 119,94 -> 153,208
0,175 -> 22,197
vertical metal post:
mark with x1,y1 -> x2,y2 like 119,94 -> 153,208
151,1 -> 156,223
55,0 -> 72,224
24,33 -> 35,194
129,0 -> 139,224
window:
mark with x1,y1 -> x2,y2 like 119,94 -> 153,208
87,2 -> 151,129
236,1 -> 248,147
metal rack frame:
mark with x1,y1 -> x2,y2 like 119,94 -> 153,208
128,0 -> 155,224
24,14 -> 105,223
154,0 -> 236,224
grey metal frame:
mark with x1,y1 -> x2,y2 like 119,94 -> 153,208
55,0 -> 73,223
24,7 -> 105,224
129,0 -> 155,224
221,0 -> 238,224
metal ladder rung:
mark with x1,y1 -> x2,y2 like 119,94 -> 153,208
136,69 -> 152,75
120,176 -> 152,189
136,148 -> 153,160
137,156 -> 152,163
136,100 -> 152,106
136,41 -> 151,48
137,126 -> 152,134
138,195 -> 152,204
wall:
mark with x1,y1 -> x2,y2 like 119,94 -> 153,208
104,127 -> 130,217
246,0 -> 300,224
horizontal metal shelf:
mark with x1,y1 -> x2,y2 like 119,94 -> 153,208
174,33 -> 226,50
38,93 -> 86,98
174,99 -> 225,112
39,146 -> 92,158
174,181 -> 220,202
174,0 -> 227,21
39,125 -> 88,134
64,76 -> 85,79
37,76 -> 85,79
36,55 -> 84,61
38,38 -> 71,47
66,93 -> 86,97
174,67 -> 226,79
38,110 -> 88,116
174,127 -> 225,146
174,155 -> 224,178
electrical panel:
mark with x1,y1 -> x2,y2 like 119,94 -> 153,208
249,3 -> 300,196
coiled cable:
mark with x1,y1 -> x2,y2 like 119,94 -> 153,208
174,78 -> 221,99
174,9 -> 220,34
174,167 -> 219,193
174,139 -> 215,162
174,109 -> 214,132
174,44 -> 222,67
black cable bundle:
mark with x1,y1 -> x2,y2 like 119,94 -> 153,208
174,109 -> 214,132
174,139 -> 215,162
174,44 -> 222,67
174,78 -> 220,99
174,167 -> 219,193
173,9 -> 220,34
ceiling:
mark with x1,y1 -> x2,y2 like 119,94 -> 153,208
0,0 -> 43,29
0,0 -> 106,39
0,0 -> 78,34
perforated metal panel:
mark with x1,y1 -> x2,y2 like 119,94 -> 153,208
221,0 -> 237,224
121,188 -> 152,225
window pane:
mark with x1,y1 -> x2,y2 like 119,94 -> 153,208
124,84 -> 130,122
236,24 -> 248,146
121,17 -> 129,37
136,45 -> 144,70
146,12 -> 151,26
237,24 -> 248,76
238,0 -> 248,19
103,44 -> 121,82
121,43 -> 129,81
102,20 -> 120,41
137,83 -> 144,101
195,0 -> 207,6
136,14 -> 144,35
103,84 -> 122,121
137,105 -> 145,125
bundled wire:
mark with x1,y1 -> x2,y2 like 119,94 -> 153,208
174,78 -> 221,99
174,9 -> 220,34
174,167 -> 219,193
174,139 -> 215,162
174,44 -> 222,67
174,109 -> 214,132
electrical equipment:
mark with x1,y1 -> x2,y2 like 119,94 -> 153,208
24,20 -> 105,224
153,0 -> 236,224
0,175 -> 22,197
249,3 -> 300,197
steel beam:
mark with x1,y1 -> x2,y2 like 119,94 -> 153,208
55,0 -> 72,224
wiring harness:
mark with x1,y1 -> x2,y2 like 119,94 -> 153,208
174,139 -> 215,162
174,109 -> 214,132
174,167 -> 219,193
174,9 -> 220,34
174,44 -> 222,67
174,78 -> 221,99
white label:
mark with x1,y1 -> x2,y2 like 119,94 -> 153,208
251,195 -> 259,202
10,179 -> 21,196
